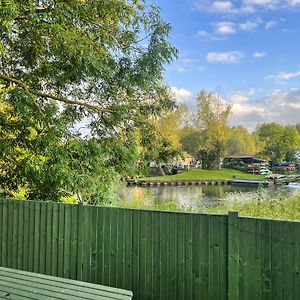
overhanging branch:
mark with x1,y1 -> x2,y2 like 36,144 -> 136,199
0,73 -> 112,113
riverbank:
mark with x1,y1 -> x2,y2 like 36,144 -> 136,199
207,190 -> 300,221
144,168 -> 265,181
115,186 -> 300,221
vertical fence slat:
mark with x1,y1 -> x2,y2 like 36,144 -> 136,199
209,214 -> 220,300
1,200 -> 7,268
250,218 -> 262,299
169,213 -> 178,300
192,214 -> 200,300
152,211 -> 160,299
22,201 -> 30,271
82,205 -> 91,282
116,208 -> 124,288
39,201 -> 47,274
7,200 -> 13,268
12,201 -> 19,269
57,203 -> 65,278
282,221 -> 293,300
145,210 -> 153,300
46,203 -> 53,275
90,206 -> 98,284
64,204 -> 71,279
103,207 -> 110,287
159,212 -> 169,300
28,201 -> 35,272
261,219 -> 272,300
294,222 -> 300,300
271,220 -> 283,300
228,212 -> 239,300
96,206 -> 104,285
184,213 -> 192,300
140,210 -> 147,300
240,218 -> 253,299
219,215 -> 228,300
51,203 -> 59,277
123,209 -> 133,292
132,209 -> 140,299
177,213 -> 185,300
200,214 -> 209,299
33,201 -> 41,273
76,203 -> 83,281
108,208 -> 117,287
69,204 -> 78,280
0,199 -> 2,267
17,201 -> 24,270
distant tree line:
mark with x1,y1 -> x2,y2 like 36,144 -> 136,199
157,90 -> 300,169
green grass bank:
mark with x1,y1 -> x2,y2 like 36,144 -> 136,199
145,168 -> 265,181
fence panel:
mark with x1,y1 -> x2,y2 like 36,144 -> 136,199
0,198 -> 299,299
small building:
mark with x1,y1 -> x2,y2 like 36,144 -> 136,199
182,152 -> 194,165
223,154 -> 266,165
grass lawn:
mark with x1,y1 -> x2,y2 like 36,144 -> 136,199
145,168 -> 265,181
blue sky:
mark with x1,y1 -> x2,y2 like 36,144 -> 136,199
156,0 -> 300,130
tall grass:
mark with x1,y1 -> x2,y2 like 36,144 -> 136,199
207,190 -> 300,221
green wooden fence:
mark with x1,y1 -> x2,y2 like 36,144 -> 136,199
0,198 -> 299,299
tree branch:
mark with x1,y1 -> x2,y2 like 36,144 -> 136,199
0,73 -> 112,113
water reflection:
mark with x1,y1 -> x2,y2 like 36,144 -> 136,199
117,183 -> 300,210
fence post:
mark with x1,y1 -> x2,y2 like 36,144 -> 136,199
228,211 -> 239,300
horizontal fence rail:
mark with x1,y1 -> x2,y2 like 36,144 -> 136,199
0,198 -> 299,299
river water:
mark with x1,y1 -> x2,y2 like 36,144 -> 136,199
117,182 -> 300,210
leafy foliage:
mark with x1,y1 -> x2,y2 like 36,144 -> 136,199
0,1 -> 177,202
255,123 -> 300,161
196,90 -> 231,169
226,125 -> 261,156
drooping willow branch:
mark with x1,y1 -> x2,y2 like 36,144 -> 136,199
0,73 -> 112,113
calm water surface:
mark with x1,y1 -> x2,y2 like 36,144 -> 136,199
117,183 -> 300,210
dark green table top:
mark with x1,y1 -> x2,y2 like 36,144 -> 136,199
0,267 -> 133,300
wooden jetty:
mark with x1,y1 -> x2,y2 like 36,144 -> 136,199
128,176 -> 300,188
127,179 -> 231,187
273,175 -> 300,186
231,179 -> 271,187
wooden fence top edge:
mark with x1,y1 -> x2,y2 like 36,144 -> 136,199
0,198 -> 299,223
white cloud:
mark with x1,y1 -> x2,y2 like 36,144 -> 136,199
214,22 -> 237,34
197,30 -> 211,40
239,19 -> 261,31
197,18 -> 262,41
243,0 -> 278,6
289,0 -> 300,6
228,88 -> 300,131
253,52 -> 266,58
266,70 -> 300,80
176,67 -> 187,73
230,89 -> 256,103
265,20 -> 278,29
194,0 -> 300,14
211,1 -> 235,12
170,87 -> 193,105
182,58 -> 193,64
206,51 -> 244,64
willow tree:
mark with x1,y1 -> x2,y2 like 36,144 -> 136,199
0,0 -> 177,202
196,90 -> 231,169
